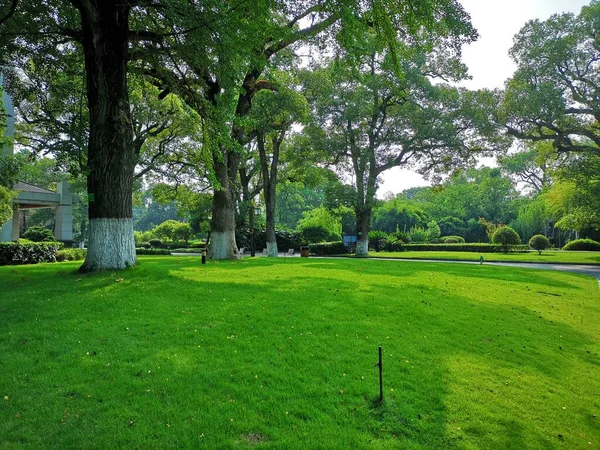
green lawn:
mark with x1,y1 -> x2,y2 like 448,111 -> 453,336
369,250 -> 600,265
1,256 -> 599,449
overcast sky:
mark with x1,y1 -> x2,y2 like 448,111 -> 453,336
378,0 -> 591,198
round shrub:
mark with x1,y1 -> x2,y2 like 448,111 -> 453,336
444,237 -> 459,244
528,234 -> 551,255
23,226 -> 56,242
140,241 -> 151,249
562,238 -> 600,251
149,238 -> 162,248
491,226 -> 521,252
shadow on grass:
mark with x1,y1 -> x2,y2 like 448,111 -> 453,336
0,256 -> 597,449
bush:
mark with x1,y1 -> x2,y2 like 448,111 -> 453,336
491,226 -> 521,253
149,238 -> 162,247
308,241 -> 347,255
0,241 -> 64,265
140,241 -> 151,249
368,230 -> 389,252
528,235 -> 551,255
562,238 -> 600,251
56,248 -> 87,262
23,226 -> 56,242
300,225 -> 341,244
442,235 -> 466,244
134,230 -> 156,246
390,231 -> 411,243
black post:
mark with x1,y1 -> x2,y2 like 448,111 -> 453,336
250,205 -> 255,257
378,346 -> 383,402
201,248 -> 207,264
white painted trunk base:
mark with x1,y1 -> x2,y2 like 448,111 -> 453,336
209,231 -> 239,260
355,238 -> 369,257
266,241 -> 278,257
80,218 -> 136,271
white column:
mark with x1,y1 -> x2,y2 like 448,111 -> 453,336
11,207 -> 19,241
54,181 -> 73,241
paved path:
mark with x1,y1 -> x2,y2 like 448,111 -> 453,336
373,257 -> 600,281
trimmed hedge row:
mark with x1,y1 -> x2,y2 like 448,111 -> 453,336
308,241 -> 347,255
56,248 -> 87,262
135,248 -> 172,255
0,242 -> 64,266
398,243 -> 530,253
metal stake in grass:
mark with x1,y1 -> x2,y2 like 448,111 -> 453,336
374,346 -> 383,402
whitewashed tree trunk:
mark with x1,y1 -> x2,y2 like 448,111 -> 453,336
209,231 -> 240,260
355,238 -> 369,257
266,241 -> 278,257
80,218 -> 136,271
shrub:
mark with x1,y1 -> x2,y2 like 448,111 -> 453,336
149,238 -> 162,247
56,248 -> 87,262
390,231 -> 411,243
23,226 -> 56,242
140,242 -> 151,249
528,235 -> 551,255
0,241 -> 64,265
300,225 -> 341,244
368,230 -> 389,252
443,235 -> 466,244
134,230 -> 156,246
308,241 -> 347,255
408,226 -> 428,243
562,238 -> 600,251
491,226 -> 521,253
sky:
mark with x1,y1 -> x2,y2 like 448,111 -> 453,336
377,0 -> 592,198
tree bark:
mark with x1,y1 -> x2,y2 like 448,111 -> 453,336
208,150 -> 240,259
77,1 -> 137,272
258,131 -> 283,257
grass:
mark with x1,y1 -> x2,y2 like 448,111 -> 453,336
368,250 -> 600,265
1,256 -> 599,449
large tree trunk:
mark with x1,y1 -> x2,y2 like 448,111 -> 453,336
77,1 -> 137,272
258,132 -> 283,257
208,150 -> 240,259
355,208 -> 371,257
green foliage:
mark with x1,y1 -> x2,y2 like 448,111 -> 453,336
23,226 -> 56,242
135,248 -> 171,255
299,226 -> 341,245
151,220 -> 193,243
491,226 -> 522,253
134,230 -> 156,246
0,185 -> 15,226
149,239 -> 162,248
402,243 -> 529,253
443,235 -> 466,243
307,241 -> 347,255
368,230 -> 390,252
296,206 -> 341,243
371,198 -> 427,233
0,241 -> 64,265
528,235 -> 551,255
562,238 -> 600,251
56,248 -> 87,262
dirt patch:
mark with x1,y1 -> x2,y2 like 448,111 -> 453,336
240,433 -> 269,445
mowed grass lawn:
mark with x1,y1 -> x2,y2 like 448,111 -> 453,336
370,251 -> 600,265
1,256 -> 599,449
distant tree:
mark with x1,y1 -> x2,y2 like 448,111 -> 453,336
502,2 -> 600,157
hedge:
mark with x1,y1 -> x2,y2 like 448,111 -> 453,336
562,238 -> 600,251
135,248 -> 172,255
308,241 -> 347,255
56,248 -> 87,262
0,241 -> 64,266
399,243 -> 530,253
